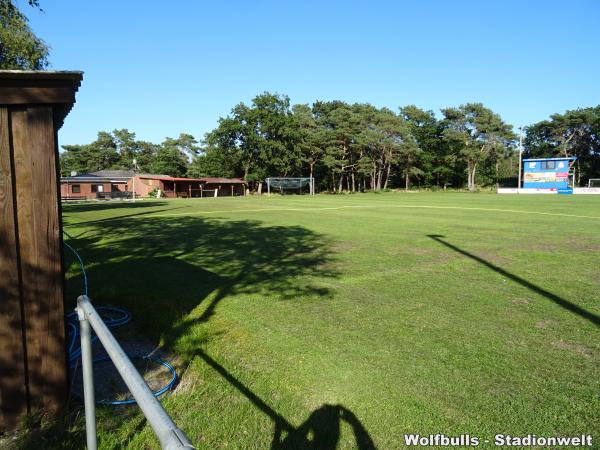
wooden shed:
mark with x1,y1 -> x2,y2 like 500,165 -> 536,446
0,71 -> 83,431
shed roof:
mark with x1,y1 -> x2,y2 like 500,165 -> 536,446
60,170 -> 133,182
138,175 -> 246,184
523,157 -> 577,162
137,175 -> 205,182
200,177 -> 246,184
91,170 -> 134,178
0,70 -> 83,128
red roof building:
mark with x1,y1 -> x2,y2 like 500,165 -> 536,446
60,171 -> 246,200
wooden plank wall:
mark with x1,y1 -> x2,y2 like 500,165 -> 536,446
0,105 -> 67,431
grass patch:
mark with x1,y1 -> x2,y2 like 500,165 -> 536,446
53,192 -> 600,449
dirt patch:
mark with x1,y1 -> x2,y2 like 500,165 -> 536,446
566,237 -> 600,252
408,247 -> 433,256
534,319 -> 557,329
70,339 -> 180,404
331,240 -> 359,252
474,251 -> 514,266
173,362 -> 200,396
552,340 -> 594,358
518,236 -> 600,254
512,298 -> 531,305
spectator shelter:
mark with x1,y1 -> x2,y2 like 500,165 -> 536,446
0,71 -> 82,430
497,156 -> 598,194
134,175 -> 246,198
523,157 -> 576,193
61,171 -> 246,199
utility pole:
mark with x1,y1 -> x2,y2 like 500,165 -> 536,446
132,158 -> 139,202
518,127 -> 524,192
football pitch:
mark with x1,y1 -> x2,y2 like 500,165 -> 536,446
60,192 -> 600,449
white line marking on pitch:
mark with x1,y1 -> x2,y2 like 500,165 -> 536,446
145,204 -> 600,220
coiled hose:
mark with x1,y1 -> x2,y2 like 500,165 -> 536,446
63,231 -> 177,405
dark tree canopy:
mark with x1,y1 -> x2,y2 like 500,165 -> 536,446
525,106 -> 600,185
60,130 -> 198,178
60,93 -> 600,192
0,0 -> 49,70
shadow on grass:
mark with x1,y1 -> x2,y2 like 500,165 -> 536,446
61,200 -> 168,214
65,215 -> 337,351
60,214 -> 376,448
427,234 -> 600,327
62,206 -> 185,229
198,350 -> 376,450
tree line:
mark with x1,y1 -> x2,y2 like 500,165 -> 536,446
59,93 -> 600,192
60,130 -> 198,178
3,1 -> 599,192
4,2 -> 597,192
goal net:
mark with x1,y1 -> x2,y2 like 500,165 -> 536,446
266,177 -> 315,195
588,179 -> 600,188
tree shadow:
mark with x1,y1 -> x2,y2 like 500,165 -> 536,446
62,206 -> 183,228
64,208 -> 180,228
61,200 -> 168,214
427,234 -> 600,327
63,215 -> 338,357
60,213 -> 377,447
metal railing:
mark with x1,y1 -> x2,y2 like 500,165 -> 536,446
76,295 -> 195,449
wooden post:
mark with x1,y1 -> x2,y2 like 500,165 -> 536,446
0,71 -> 82,431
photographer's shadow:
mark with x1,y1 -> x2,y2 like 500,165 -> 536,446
272,404 -> 376,450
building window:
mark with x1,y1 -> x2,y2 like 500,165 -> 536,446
91,184 -> 104,193
72,184 -> 80,193
541,161 -> 556,170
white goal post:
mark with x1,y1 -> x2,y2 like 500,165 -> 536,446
588,179 -> 600,188
266,177 -> 315,195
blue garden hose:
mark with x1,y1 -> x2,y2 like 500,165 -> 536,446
63,238 -> 88,297
93,356 -> 177,406
63,232 -> 177,405
65,306 -> 131,362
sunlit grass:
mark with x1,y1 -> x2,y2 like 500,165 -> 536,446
49,192 -> 600,449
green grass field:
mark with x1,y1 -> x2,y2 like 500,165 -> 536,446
51,193 -> 600,448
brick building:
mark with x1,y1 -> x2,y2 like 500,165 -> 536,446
60,170 -> 246,200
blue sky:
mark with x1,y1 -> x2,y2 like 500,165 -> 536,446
24,0 -> 600,147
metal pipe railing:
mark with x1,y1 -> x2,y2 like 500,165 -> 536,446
76,295 -> 195,449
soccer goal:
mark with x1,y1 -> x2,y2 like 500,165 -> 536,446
266,177 -> 315,195
588,179 -> 600,188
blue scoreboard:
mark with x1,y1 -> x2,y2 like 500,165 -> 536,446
523,157 -> 576,192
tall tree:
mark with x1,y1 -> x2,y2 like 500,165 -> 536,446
525,106 -> 600,185
0,0 -> 49,69
400,105 -> 450,188
292,104 -> 325,182
313,101 -> 362,192
151,134 -> 198,177
205,92 -> 297,191
188,145 -> 236,178
442,103 -> 515,191
60,129 -> 161,175
60,131 -> 121,174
